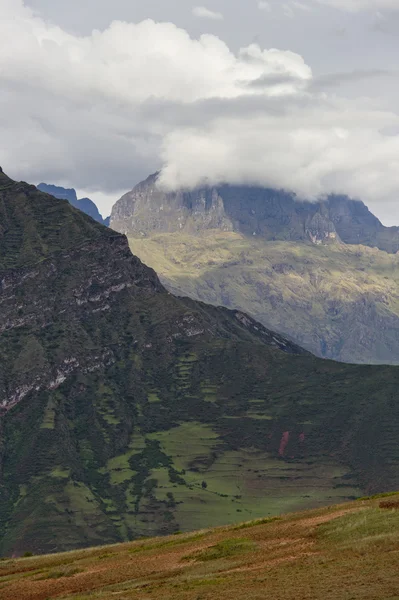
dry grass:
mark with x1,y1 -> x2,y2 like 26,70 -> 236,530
1,499 -> 399,600
379,500 -> 399,510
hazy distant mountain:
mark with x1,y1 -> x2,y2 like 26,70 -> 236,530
37,182 -> 109,226
111,173 -> 399,364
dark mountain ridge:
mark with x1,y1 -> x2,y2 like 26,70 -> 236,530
2,168 -> 399,558
111,173 -> 399,253
37,182 -> 110,227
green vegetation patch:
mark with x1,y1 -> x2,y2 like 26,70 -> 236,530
317,507 -> 399,549
149,422 -> 220,473
50,467 -> 71,479
233,516 -> 281,530
98,433 -> 145,486
182,538 -> 256,562
94,384 -> 120,426
39,566 -> 82,580
129,532 -> 207,554
40,397 -> 56,430
357,491 -> 399,501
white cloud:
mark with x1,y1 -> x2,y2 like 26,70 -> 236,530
283,4 -> 295,17
258,1 -> 272,11
307,0 -> 399,11
292,1 -> 311,10
1,0 -> 399,220
192,6 -> 224,20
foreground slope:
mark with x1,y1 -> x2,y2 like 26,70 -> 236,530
2,168 -> 399,557
2,494 -> 399,600
110,173 -> 399,364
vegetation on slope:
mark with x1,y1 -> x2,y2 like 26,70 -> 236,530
0,168 -> 108,270
2,495 -> 399,600
2,170 -> 399,558
129,231 -> 399,363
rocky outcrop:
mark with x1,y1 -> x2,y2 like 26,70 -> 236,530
111,173 -> 234,236
305,213 -> 339,245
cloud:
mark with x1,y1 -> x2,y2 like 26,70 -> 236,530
283,4 -> 295,17
192,6 -> 224,20
292,1 -> 311,10
158,98 -> 399,208
1,0 -> 399,219
306,0 -> 399,12
258,1 -> 272,11
311,69 -> 397,89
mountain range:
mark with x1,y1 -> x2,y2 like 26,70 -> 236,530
110,173 -> 399,364
111,173 -> 399,252
37,183 -> 110,227
2,167 -> 399,557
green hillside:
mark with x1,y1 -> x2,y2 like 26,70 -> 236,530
2,170 -> 399,558
2,494 -> 399,600
129,231 -> 399,363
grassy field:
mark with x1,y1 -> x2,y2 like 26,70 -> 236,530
2,494 -> 399,599
129,231 -> 399,363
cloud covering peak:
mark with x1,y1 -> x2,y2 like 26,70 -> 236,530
1,0 -> 399,220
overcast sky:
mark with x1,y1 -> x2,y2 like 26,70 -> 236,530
1,1 -> 399,222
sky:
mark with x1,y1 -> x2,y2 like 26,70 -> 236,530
1,1 -> 399,222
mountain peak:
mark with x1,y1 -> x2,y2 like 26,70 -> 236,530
0,172 -> 113,270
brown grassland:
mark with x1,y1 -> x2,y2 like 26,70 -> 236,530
2,493 -> 399,600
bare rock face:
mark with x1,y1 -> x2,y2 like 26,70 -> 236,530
305,213 -> 339,245
111,173 -> 399,253
111,173 -> 234,236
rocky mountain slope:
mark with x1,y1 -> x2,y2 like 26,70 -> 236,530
111,173 -> 399,253
111,174 -> 399,363
2,168 -> 399,557
37,183 -> 110,226
128,232 -> 399,364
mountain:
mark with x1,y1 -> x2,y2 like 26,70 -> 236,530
37,183 -> 109,226
2,167 -> 399,558
2,494 -> 398,600
111,173 -> 399,253
111,174 -> 399,364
